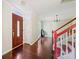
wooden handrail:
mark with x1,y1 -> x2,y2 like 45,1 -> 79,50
57,24 -> 76,36
55,18 -> 76,32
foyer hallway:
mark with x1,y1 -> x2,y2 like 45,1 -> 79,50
2,37 -> 53,59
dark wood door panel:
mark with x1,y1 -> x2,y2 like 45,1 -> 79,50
12,13 -> 23,48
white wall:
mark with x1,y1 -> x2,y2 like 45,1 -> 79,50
2,1 -> 12,55
23,12 -> 41,45
31,13 -> 41,44
23,12 -> 33,44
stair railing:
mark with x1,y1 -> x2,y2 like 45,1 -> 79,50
52,18 -> 76,59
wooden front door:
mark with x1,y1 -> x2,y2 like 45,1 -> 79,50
12,13 -> 23,48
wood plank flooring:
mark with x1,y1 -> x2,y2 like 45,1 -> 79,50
2,37 -> 53,59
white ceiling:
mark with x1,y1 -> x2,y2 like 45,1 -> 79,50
20,0 -> 61,13
5,0 -> 75,19
20,0 -> 75,17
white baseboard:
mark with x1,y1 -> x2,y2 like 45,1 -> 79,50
2,49 -> 12,56
2,43 -> 24,55
30,34 -> 40,45
30,38 -> 38,45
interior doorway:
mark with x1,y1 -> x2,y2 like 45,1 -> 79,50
12,13 -> 23,48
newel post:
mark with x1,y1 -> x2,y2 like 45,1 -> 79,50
52,31 -> 58,59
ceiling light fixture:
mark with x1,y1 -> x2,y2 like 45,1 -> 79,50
54,15 -> 60,22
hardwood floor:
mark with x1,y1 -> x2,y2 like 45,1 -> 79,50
2,37 -> 53,59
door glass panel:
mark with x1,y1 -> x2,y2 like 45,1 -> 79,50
17,21 -> 20,37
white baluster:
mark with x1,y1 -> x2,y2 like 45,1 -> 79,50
61,35 -> 62,56
72,29 -> 74,53
69,30 -> 72,52
66,32 -> 68,54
